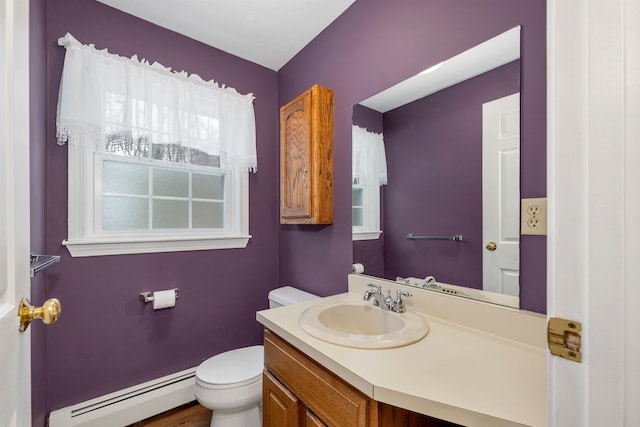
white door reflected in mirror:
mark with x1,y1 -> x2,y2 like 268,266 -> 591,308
482,93 -> 520,303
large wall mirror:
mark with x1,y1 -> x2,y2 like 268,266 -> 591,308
352,27 -> 522,308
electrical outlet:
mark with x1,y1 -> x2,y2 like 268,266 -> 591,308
521,197 -> 547,235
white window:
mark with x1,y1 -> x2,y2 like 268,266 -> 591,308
352,180 -> 382,240
352,126 -> 387,241
56,34 -> 256,257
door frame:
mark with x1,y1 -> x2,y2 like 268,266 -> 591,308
0,0 -> 32,425
547,0 -> 640,424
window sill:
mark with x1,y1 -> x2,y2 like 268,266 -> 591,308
63,235 -> 251,257
352,230 -> 382,241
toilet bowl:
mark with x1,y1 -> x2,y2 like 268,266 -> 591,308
195,345 -> 263,427
194,286 -> 319,427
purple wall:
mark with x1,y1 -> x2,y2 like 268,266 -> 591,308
352,104 -> 384,134
29,0 -> 48,425
36,0 -> 278,417
383,61 -> 519,288
278,0 -> 546,313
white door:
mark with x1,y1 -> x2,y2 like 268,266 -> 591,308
0,0 -> 32,426
548,0 -> 640,425
482,93 -> 520,297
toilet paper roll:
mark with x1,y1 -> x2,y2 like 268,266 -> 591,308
352,263 -> 365,274
153,290 -> 176,310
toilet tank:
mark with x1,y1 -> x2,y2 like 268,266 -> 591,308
268,286 -> 319,308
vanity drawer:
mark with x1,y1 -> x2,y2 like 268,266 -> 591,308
263,329 -> 370,427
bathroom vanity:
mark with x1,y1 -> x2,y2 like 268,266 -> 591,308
257,274 -> 547,427
263,328 -> 452,426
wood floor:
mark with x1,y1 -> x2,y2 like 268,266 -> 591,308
128,401 -> 212,427
129,400 -> 457,427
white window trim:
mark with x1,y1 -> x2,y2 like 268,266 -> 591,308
63,144 -> 251,257
352,184 -> 382,241
353,230 -> 382,241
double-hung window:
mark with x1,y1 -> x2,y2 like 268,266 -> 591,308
352,126 -> 387,241
56,33 -> 257,256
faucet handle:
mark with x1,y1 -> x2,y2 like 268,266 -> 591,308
395,289 -> 412,302
394,290 -> 412,313
367,283 -> 382,294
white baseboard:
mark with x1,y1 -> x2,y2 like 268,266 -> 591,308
48,367 -> 197,427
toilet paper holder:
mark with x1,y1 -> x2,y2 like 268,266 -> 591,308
139,288 -> 179,303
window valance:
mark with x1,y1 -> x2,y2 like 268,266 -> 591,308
352,125 -> 388,187
56,33 -> 257,173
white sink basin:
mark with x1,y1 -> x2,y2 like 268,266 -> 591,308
298,298 -> 429,349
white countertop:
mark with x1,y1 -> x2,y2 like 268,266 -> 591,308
257,275 -> 547,427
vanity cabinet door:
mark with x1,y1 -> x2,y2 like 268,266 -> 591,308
304,409 -> 327,427
263,370 -> 302,427
280,84 -> 334,224
264,329 -> 370,427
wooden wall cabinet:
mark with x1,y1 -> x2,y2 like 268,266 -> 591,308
280,84 -> 334,224
263,329 -> 454,427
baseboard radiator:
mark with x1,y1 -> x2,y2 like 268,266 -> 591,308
48,367 -> 197,427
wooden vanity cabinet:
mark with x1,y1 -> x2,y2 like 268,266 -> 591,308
263,369 -> 302,427
280,84 -> 334,224
263,329 -> 455,427
263,369 -> 329,427
263,329 -> 370,426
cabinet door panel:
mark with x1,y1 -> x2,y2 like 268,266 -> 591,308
281,93 -> 312,220
264,330 -> 369,427
305,409 -> 327,427
263,370 -> 301,427
280,84 -> 334,224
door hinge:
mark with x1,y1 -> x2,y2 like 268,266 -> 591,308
548,317 -> 582,362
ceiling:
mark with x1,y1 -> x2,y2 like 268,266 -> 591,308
359,26 -> 521,113
96,0 -> 356,71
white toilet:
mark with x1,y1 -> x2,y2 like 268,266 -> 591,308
194,286 -> 318,427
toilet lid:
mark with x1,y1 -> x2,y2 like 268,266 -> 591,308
196,345 -> 264,387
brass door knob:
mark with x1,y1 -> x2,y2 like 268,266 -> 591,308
18,298 -> 61,332
486,242 -> 497,251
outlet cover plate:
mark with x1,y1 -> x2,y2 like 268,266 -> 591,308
521,197 -> 547,235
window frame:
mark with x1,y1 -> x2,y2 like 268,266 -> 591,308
95,154 -> 229,235
352,182 -> 382,241
63,143 -> 250,257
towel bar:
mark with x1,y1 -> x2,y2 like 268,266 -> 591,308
406,234 -> 463,242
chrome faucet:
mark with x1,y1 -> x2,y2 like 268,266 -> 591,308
421,276 -> 440,289
363,284 -> 412,313
363,284 -> 387,308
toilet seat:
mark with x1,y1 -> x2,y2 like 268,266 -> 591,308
196,345 -> 263,390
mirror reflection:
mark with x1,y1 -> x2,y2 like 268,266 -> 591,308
352,27 -> 521,308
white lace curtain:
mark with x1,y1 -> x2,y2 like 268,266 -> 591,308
56,33 -> 257,172
352,125 -> 387,187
